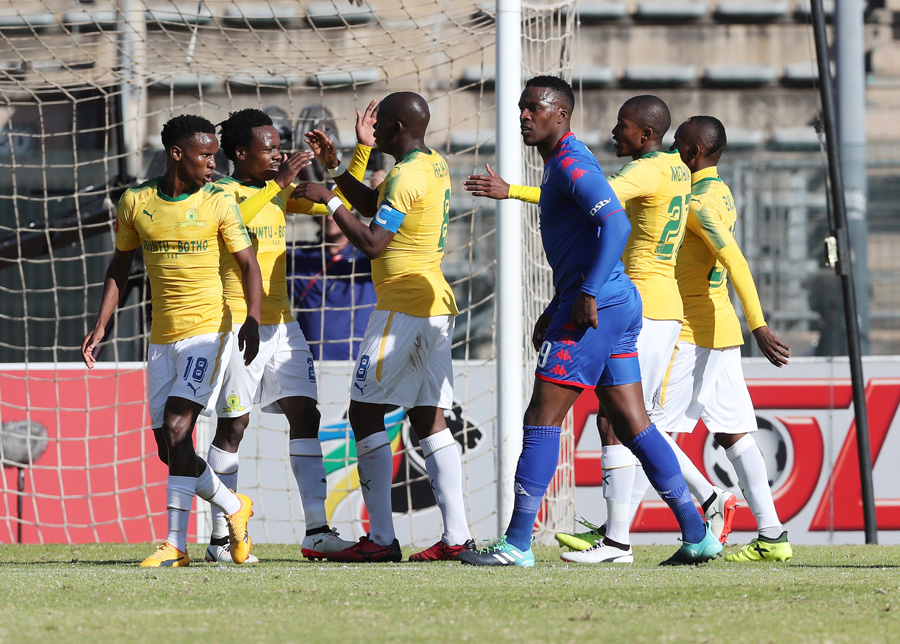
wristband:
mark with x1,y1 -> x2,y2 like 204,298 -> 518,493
327,162 -> 348,178
325,196 -> 343,216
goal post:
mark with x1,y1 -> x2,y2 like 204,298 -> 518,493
0,0 -> 577,546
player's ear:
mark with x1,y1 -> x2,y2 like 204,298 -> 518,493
169,144 -> 183,162
235,145 -> 248,162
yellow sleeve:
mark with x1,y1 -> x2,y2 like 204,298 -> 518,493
508,184 -> 541,204
217,194 -> 252,253
717,243 -> 766,331
237,180 -> 281,225
607,159 -> 661,204
114,191 -> 140,251
288,144 -> 372,215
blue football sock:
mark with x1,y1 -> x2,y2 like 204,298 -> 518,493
624,424 -> 705,544
504,425 -> 561,551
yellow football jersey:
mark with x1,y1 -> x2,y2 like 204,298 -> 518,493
677,166 -> 766,348
217,177 -> 292,325
607,150 -> 691,321
373,148 -> 458,317
218,144 -> 372,325
115,178 -> 252,344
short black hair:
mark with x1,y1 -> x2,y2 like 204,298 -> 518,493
686,115 -> 727,157
160,114 -> 216,151
524,75 -> 575,111
621,95 -> 671,139
218,109 -> 274,162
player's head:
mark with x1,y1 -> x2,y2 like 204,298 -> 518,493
373,92 -> 430,157
519,76 -> 574,152
612,95 -> 671,158
672,115 -> 727,171
219,109 -> 284,182
160,114 -> 218,189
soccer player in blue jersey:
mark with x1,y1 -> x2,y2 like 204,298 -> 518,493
457,76 -> 722,567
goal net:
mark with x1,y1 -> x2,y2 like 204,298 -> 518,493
0,0 -> 576,546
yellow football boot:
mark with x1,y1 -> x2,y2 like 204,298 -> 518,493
140,541 -> 190,568
226,493 -> 254,564
725,532 -> 793,562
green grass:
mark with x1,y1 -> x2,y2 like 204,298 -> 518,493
1,543 -> 899,643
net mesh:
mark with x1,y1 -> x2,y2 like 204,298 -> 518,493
0,0 -> 577,545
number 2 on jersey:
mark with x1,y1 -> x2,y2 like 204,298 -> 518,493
655,193 -> 689,261
437,188 -> 450,251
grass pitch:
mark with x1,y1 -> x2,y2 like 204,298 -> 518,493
1,543 -> 899,643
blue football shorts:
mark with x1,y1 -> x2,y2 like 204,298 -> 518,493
535,285 -> 642,389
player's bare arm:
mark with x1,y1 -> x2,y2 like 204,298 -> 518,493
305,129 -> 379,217
464,164 -> 511,200
81,248 -> 136,369
752,325 -> 790,368
292,180 -> 394,259
532,311 -> 552,351
232,246 -> 262,365
273,150 -> 314,189
571,292 -> 599,329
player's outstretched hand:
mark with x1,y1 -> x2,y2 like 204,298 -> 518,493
291,181 -> 334,206
532,312 -> 552,352
81,326 -> 105,369
464,164 -> 511,200
305,129 -> 339,169
752,325 -> 790,367
356,100 -> 377,147
571,292 -> 598,330
273,151 -> 314,189
238,317 -> 260,366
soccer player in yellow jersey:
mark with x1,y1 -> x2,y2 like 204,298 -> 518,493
295,92 -> 475,563
81,115 -> 261,567
652,116 -> 793,562
202,108 -> 375,564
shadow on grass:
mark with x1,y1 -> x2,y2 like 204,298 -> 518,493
783,563 -> 900,569
0,559 -> 136,566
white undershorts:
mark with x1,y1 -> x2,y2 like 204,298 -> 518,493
215,321 -> 318,418
651,341 -> 757,435
147,332 -> 232,429
350,310 -> 454,409
636,317 -> 682,414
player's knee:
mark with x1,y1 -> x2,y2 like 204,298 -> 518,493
161,415 -> 193,448
288,403 -> 320,440
215,415 -> 249,449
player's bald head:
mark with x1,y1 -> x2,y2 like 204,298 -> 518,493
682,115 -> 727,160
620,95 -> 671,140
379,91 -> 430,136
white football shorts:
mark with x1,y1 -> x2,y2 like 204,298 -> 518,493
147,332 -> 232,429
216,321 -> 318,418
651,342 -> 757,435
350,310 -> 454,409
636,317 -> 682,414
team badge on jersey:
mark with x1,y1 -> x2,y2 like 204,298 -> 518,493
178,208 -> 206,227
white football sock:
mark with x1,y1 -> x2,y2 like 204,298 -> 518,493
726,434 -> 783,539
206,444 -> 239,539
165,476 -> 195,553
355,431 -> 395,546
601,444 -> 636,544
659,430 -> 715,505
420,428 -> 471,545
290,438 -> 329,531
195,460 -> 241,516
629,464 -> 650,524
